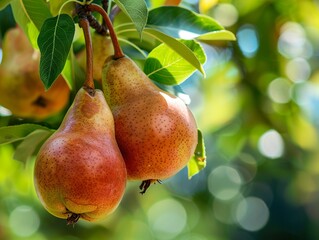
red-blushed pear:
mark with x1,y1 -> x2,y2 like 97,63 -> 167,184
0,26 -> 70,119
34,87 -> 127,224
102,56 -> 198,193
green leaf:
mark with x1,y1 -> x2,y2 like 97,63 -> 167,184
0,0 -> 11,10
144,39 -> 206,85
13,129 -> 53,163
38,14 -> 75,89
196,30 -> 236,42
22,0 -> 51,30
61,52 -> 75,90
0,124 -> 52,145
49,0 -> 75,16
114,0 -> 148,37
188,129 -> 206,179
143,28 -> 205,76
147,6 -> 224,38
10,0 -> 39,48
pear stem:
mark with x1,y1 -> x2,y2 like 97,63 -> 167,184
88,4 -> 125,59
79,17 -> 95,91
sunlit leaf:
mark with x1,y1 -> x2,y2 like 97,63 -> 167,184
10,0 -> 39,48
144,28 -> 205,76
22,0 -> 51,30
13,129 -> 53,163
61,53 -> 75,90
49,0 -> 75,16
38,14 -> 75,89
196,30 -> 236,41
147,6 -> 224,38
188,129 -> 206,179
0,124 -> 51,145
114,0 -> 148,37
144,40 -> 206,85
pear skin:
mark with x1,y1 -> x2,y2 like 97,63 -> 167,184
0,27 -> 70,119
102,56 -> 198,184
34,88 -> 127,223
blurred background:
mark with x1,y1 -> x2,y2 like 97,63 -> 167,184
2,0 -> 319,239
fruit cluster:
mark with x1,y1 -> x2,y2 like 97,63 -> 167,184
0,3 -> 198,224
34,52 -> 198,223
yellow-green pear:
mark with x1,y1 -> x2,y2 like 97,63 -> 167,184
77,32 -> 114,81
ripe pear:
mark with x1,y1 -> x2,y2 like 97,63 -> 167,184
77,32 -> 114,81
34,87 -> 127,223
102,56 -> 198,192
0,27 -> 69,119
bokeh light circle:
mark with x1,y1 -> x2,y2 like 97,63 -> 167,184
235,153 -> 258,183
208,166 -> 242,200
293,82 -> 319,122
213,194 -> 244,224
278,22 -> 313,59
267,77 -> 292,104
147,199 -> 187,239
285,58 -> 311,83
235,197 -> 269,232
213,3 -> 238,27
237,25 -> 259,58
258,129 -> 284,159
9,205 -> 40,237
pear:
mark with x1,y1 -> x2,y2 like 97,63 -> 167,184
0,27 -> 70,119
34,87 -> 127,223
77,32 -> 114,81
102,56 -> 198,192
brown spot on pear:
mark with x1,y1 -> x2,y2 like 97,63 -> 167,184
102,56 -> 197,191
34,88 -> 127,223
0,26 -> 70,119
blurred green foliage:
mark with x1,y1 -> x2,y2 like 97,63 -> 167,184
2,0 -> 319,239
